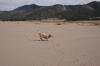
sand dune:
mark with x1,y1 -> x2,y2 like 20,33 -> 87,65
0,21 -> 100,66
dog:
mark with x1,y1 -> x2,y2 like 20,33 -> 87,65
37,30 -> 53,41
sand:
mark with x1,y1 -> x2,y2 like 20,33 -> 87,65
0,21 -> 100,66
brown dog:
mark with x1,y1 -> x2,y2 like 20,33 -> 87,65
37,30 -> 53,41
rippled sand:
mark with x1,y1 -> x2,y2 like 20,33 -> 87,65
0,21 -> 100,66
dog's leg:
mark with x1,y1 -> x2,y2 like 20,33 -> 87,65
46,35 -> 49,41
47,39 -> 49,41
40,35 -> 43,41
40,37 -> 43,41
47,36 -> 49,41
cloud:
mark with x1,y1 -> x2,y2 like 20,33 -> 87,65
0,0 -> 100,11
0,0 -> 32,10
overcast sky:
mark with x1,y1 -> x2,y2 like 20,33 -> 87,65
0,0 -> 100,11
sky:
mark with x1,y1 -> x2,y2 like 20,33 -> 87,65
0,0 -> 100,11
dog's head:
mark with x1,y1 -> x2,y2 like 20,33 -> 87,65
48,34 -> 53,38
37,30 -> 39,32
37,30 -> 40,33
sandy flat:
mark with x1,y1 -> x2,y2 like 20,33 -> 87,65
0,21 -> 100,66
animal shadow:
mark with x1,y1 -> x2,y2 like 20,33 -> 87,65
28,39 -> 48,41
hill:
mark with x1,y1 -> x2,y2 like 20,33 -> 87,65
0,1 -> 100,21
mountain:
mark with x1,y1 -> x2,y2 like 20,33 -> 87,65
0,1 -> 100,21
25,4 -> 69,20
13,4 -> 43,12
87,1 -> 100,10
87,1 -> 100,18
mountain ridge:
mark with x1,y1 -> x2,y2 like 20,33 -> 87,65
0,1 -> 100,21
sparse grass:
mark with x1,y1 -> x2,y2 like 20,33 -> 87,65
1,20 -> 100,26
91,22 -> 100,26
